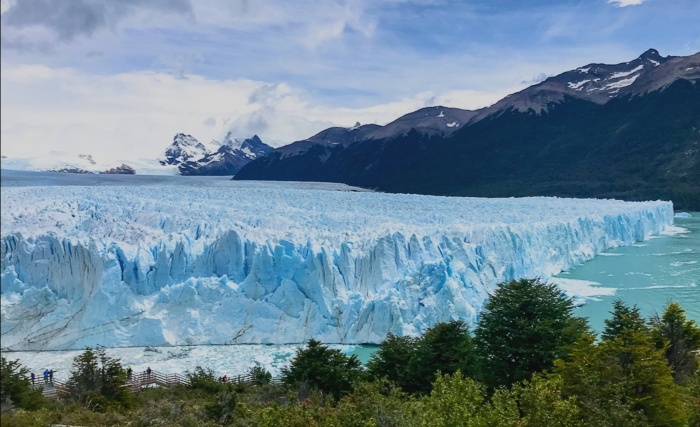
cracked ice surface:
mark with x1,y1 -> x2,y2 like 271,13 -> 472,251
1,176 -> 673,350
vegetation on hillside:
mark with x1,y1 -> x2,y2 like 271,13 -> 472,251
2,278 -> 699,426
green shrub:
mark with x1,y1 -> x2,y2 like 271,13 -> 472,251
64,347 -> 132,410
0,356 -> 47,411
281,339 -> 365,401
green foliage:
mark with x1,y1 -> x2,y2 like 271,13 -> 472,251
555,330 -> 688,426
474,278 -> 588,389
683,368 -> 700,427
331,380 -> 415,427
0,356 -> 46,411
281,339 -> 365,400
204,388 -> 237,424
186,365 -> 225,393
368,321 -> 476,395
510,375 -> 580,427
414,371 -> 579,427
602,299 -> 648,341
64,347 -> 132,411
366,333 -> 417,390
407,320 -> 476,394
249,364 -> 273,385
649,301 -> 700,383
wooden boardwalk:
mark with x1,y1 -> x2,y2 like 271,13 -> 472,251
31,370 -> 280,398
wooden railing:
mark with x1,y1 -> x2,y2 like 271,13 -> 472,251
30,370 -> 282,398
30,378 -> 68,398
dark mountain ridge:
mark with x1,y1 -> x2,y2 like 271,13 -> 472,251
234,50 -> 700,209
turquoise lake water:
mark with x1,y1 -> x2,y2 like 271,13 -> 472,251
559,213 -> 699,333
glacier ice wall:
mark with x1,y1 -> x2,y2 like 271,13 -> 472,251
1,179 -> 673,350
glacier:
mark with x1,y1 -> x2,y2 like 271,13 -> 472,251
0,173 -> 674,350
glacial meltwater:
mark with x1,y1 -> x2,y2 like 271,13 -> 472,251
556,213 -> 699,332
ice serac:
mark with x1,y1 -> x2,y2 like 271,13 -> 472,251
0,180 -> 674,350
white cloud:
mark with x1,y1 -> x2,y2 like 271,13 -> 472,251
0,64 -> 509,162
607,0 -> 646,7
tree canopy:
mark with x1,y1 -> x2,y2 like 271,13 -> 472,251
474,278 -> 588,388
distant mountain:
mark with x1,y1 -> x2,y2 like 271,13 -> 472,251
0,152 -> 147,174
161,133 -> 210,166
235,49 -> 700,210
160,132 -> 273,176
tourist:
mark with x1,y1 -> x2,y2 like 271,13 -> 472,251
43,369 -> 49,384
30,372 -> 35,385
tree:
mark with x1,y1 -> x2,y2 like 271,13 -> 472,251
414,371 -> 579,427
0,356 -> 45,411
555,330 -> 689,426
64,347 -> 131,410
249,365 -> 273,385
368,321 -> 477,395
406,320 -> 476,394
602,299 -> 648,341
281,339 -> 364,400
367,333 -> 417,390
649,301 -> 700,383
474,278 -> 588,389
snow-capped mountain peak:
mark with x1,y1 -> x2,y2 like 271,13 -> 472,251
161,132 -> 273,175
469,49 -> 696,120
161,133 -> 209,166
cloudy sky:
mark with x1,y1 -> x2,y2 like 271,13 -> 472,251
1,0 -> 699,160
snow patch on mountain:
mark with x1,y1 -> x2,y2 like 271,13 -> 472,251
0,176 -> 674,350
609,64 -> 644,79
603,74 -> 641,90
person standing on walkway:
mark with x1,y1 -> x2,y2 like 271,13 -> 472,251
43,369 -> 49,384
49,369 -> 54,383
146,366 -> 152,380
30,373 -> 35,385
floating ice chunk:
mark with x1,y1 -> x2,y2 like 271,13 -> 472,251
550,278 -> 617,304
674,212 -> 692,218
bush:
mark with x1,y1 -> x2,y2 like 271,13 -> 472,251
281,339 -> 364,400
555,331 -> 688,426
368,321 -> 476,395
249,365 -> 273,385
0,356 -> 47,411
367,334 -> 417,390
186,366 -> 224,394
64,347 -> 132,410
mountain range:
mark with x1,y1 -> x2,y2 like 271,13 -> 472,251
234,49 -> 700,210
160,132 -> 273,176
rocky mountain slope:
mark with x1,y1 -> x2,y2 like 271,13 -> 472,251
235,49 -> 700,210
161,133 -> 273,176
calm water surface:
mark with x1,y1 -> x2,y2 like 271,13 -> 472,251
559,213 -> 699,333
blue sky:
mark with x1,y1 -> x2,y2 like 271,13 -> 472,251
1,0 -> 699,160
